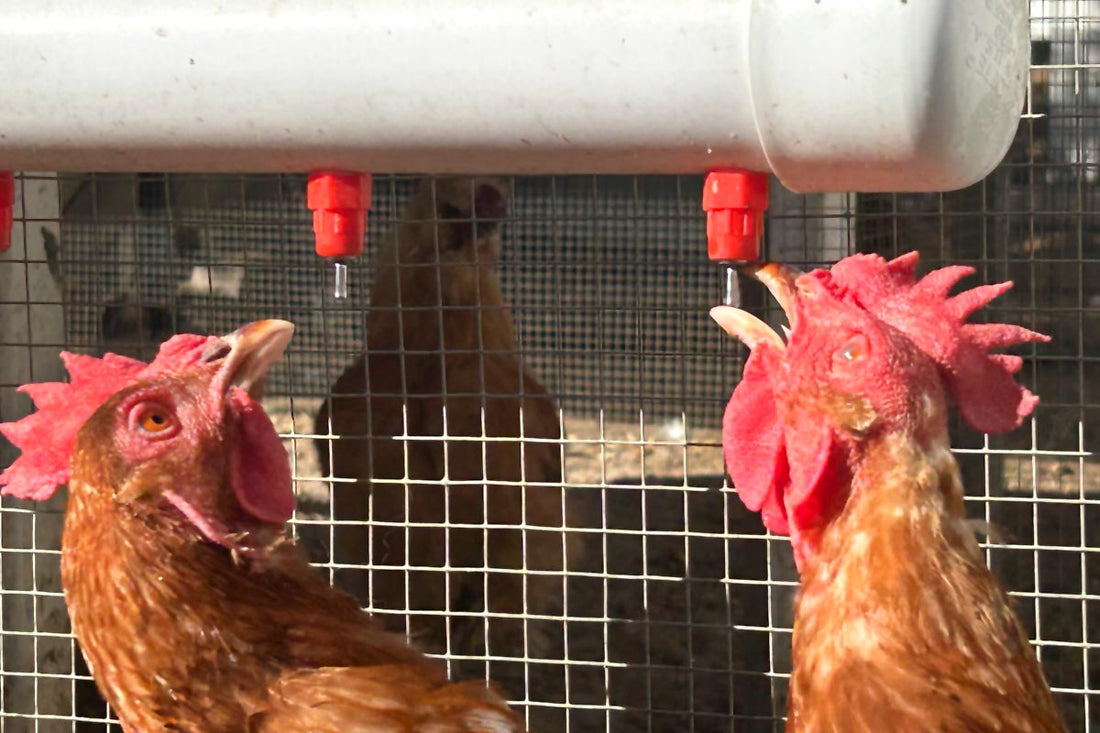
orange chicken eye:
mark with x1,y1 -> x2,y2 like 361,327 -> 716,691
142,412 -> 169,432
129,403 -> 179,438
834,334 -> 870,364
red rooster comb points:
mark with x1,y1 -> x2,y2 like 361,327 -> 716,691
0,334 -> 219,501
829,252 -> 1050,434
0,353 -> 146,500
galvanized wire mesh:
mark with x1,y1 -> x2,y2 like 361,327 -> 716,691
1,3 -> 1098,731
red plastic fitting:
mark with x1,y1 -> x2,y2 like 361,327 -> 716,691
702,169 -> 769,262
0,172 -> 13,253
307,171 -> 372,258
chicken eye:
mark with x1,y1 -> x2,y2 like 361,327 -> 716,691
834,334 -> 870,365
129,402 -> 179,438
439,202 -> 467,221
142,412 -> 169,431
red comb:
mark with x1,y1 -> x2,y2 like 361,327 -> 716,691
826,252 -> 1050,434
0,334 -> 218,501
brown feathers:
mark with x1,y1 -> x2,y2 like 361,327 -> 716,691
788,436 -> 1066,733
251,667 -> 520,732
62,478 -> 521,731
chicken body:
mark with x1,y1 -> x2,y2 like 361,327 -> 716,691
790,436 -> 1064,732
2,322 -> 521,732
315,178 -> 580,657
713,253 -> 1066,732
63,484 -> 510,732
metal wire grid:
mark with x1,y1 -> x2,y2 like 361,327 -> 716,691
283,174 -> 759,733
0,5 -> 1096,733
2,171 -> 767,733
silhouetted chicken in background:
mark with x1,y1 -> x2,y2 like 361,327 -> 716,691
100,293 -> 184,361
315,177 -> 583,683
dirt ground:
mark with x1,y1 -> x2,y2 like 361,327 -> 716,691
269,399 -> 729,500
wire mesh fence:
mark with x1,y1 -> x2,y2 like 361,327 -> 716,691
1,2 -> 1098,730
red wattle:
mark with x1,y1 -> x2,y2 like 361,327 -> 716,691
723,351 -> 790,536
227,388 -> 295,524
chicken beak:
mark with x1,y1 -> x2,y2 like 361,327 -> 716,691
218,320 -> 295,399
710,306 -> 785,351
743,262 -> 801,331
711,261 -> 803,350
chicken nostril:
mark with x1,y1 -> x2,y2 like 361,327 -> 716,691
473,184 -> 506,221
201,341 -> 232,363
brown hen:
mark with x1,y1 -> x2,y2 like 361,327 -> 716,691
713,252 -> 1067,732
0,321 -> 522,732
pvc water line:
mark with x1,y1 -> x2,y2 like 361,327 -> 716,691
0,0 -> 1027,192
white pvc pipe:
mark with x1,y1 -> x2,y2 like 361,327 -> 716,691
0,0 -> 1027,192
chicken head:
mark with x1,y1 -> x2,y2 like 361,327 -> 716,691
2,320 -> 296,559
711,252 -> 1049,569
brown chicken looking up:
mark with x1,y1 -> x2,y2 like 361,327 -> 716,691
0,321 -> 522,732
314,177 -> 582,665
711,252 -> 1066,732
